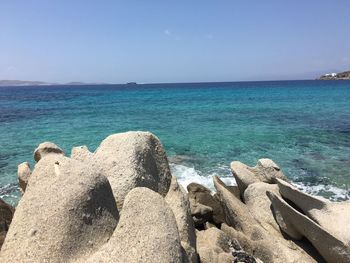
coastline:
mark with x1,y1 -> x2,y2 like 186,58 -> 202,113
0,131 -> 349,262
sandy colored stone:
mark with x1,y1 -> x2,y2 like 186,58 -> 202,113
230,158 -> 288,196
243,182 -> 282,237
92,131 -> 172,209
86,187 -> 184,263
276,178 -> 350,245
0,199 -> 14,250
0,155 -> 118,263
33,141 -> 64,162
268,191 -> 350,263
187,183 -> 225,224
71,145 -> 93,162
17,161 -> 31,193
165,176 -> 198,263
213,176 -> 317,263
196,228 -> 233,263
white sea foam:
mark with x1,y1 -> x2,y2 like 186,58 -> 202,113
170,163 -> 236,192
170,163 -> 349,201
293,182 -> 350,201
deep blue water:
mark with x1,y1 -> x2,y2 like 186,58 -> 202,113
0,80 -> 349,205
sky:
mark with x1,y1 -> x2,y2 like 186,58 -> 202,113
1,0 -> 350,83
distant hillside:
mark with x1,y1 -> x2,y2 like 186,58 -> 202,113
319,70 -> 350,80
0,80 -> 52,86
0,80 -> 109,86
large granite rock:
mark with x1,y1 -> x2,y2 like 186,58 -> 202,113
213,176 -> 317,263
187,183 -> 225,225
268,191 -> 350,263
71,145 -> 93,162
33,141 -> 64,162
276,178 -> 350,245
92,131 -> 172,209
165,176 -> 198,263
17,162 -> 31,193
196,228 -> 234,263
230,158 -> 288,196
86,187 -> 184,263
0,155 -> 119,263
243,182 -> 282,237
0,199 -> 14,250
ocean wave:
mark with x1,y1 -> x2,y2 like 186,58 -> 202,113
170,163 -> 349,201
170,163 -> 236,192
293,182 -> 350,201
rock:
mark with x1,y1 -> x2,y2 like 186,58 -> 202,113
243,182 -> 282,237
221,224 -> 273,263
267,191 -> 350,263
17,162 -> 31,193
0,155 -> 119,263
165,176 -> 198,263
92,131 -> 172,209
275,178 -> 350,245
71,145 -> 93,162
187,183 -> 225,225
0,199 -> 14,250
86,187 -> 184,263
230,159 -> 288,196
189,200 -> 213,227
33,141 -> 64,162
196,228 -> 234,263
225,186 -> 241,199
214,176 -> 318,263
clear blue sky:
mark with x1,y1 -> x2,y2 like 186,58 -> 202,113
1,0 -> 349,83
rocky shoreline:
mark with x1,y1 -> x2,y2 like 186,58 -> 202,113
0,131 -> 349,262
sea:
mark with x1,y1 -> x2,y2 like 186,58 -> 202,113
0,80 -> 349,206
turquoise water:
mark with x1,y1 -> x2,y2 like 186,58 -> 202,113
1,80 -> 349,205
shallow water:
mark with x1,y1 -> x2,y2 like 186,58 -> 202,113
0,80 -> 349,205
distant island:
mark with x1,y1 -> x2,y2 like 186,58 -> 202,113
0,80 -> 108,87
318,70 -> 350,80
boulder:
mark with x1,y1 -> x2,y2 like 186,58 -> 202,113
17,162 -> 31,193
86,187 -> 184,263
33,141 -> 64,162
92,131 -> 172,209
276,178 -> 350,245
214,176 -> 318,263
165,176 -> 198,263
243,182 -> 282,237
0,155 -> 119,263
71,145 -> 93,162
267,191 -> 350,263
221,224 -> 273,263
187,183 -> 225,225
230,158 -> 288,196
196,228 -> 234,263
0,199 -> 14,250
189,199 -> 213,228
